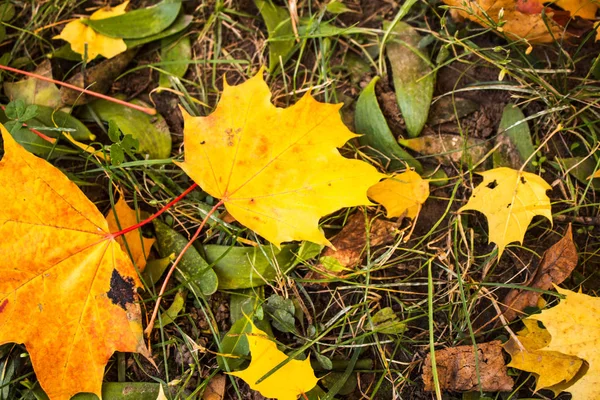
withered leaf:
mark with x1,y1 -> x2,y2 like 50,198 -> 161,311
423,341 -> 514,392
502,225 -> 577,322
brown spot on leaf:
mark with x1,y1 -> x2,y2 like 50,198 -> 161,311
0,299 -> 7,313
107,269 -> 135,311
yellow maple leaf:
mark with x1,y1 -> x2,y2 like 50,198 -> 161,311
106,197 -> 155,272
176,69 -> 385,247
504,319 -> 583,392
458,167 -> 552,258
229,321 -> 319,400
529,287 -> 600,399
54,1 -> 129,61
367,170 -> 429,219
0,125 -> 148,400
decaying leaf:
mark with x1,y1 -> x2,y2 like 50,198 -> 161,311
458,167 -> 552,258
423,341 -> 514,392
0,125 -> 148,400
230,321 -> 319,400
368,170 -> 429,219
305,212 -> 399,282
202,374 -> 226,400
502,225 -> 577,321
106,197 -> 155,271
504,319 -> 583,392
530,287 -> 600,399
176,69 -> 384,247
493,104 -> 536,171
442,0 -> 573,43
53,1 -> 129,61
3,60 -> 61,108
399,134 -> 490,167
61,49 -> 138,106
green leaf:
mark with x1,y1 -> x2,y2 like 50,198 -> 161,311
71,382 -> 163,400
217,316 -> 272,370
159,35 -> 192,87
86,1 -> 182,39
555,157 -> 600,191
493,104 -> 536,171
204,244 -> 299,289
110,143 -> 125,166
263,294 -> 296,333
314,353 -> 333,370
107,119 -> 120,143
32,106 -> 94,141
4,121 -> 77,159
142,255 -> 172,286
326,0 -> 352,14
230,288 -> 264,325
0,3 -> 15,22
3,61 -> 61,109
254,0 -> 295,72
153,219 -> 218,296
355,76 -> 422,172
159,290 -> 186,327
384,21 -> 434,137
84,98 -> 172,159
370,307 -> 406,335
5,100 -> 27,121
125,13 -> 193,48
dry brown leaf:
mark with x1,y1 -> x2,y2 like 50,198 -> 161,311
502,225 -> 577,321
423,341 -> 514,392
443,0 -> 573,43
305,212 -> 399,282
202,374 -> 226,400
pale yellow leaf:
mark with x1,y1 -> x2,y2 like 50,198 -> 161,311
229,321 -> 319,400
503,319 -> 583,392
458,167 -> 552,259
367,171 -> 429,219
530,287 -> 600,399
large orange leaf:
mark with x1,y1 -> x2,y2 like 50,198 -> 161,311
176,70 -> 385,246
0,126 -> 148,400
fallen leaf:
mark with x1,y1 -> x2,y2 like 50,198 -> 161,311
106,197 -> 155,271
61,49 -> 138,106
368,170 -> 429,219
503,319 -> 583,392
493,104 -> 536,171
399,134 -> 491,167
0,125 -> 148,400
176,69 -> 384,247
202,374 -> 226,400
156,385 -> 168,400
229,321 -> 319,400
443,0 -> 572,43
423,341 -> 514,392
530,287 -> 600,399
3,60 -> 61,108
305,212 -> 399,282
502,225 -> 577,321
370,307 -> 406,335
53,1 -> 129,61
458,167 -> 552,259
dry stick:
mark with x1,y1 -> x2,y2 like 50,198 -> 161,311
0,64 -> 156,115
144,199 -> 225,336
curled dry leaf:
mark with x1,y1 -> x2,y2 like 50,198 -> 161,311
458,167 -> 552,259
530,287 -> 600,399
0,125 -> 148,400
53,1 -> 129,61
229,321 -> 319,400
503,319 -> 583,393
176,69 -> 384,247
306,212 -> 399,282
422,341 -> 514,392
502,225 -> 577,322
368,170 -> 429,219
106,197 -> 155,271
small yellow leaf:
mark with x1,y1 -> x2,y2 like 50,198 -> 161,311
106,197 -> 155,271
367,171 -> 429,219
176,69 -> 384,247
503,319 -> 583,392
156,385 -> 168,400
54,2 -> 128,61
530,287 -> 600,399
458,167 -> 552,258
230,322 -> 319,400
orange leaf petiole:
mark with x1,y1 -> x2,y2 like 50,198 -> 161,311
144,198 -> 225,337
107,183 -> 199,240
0,64 -> 156,115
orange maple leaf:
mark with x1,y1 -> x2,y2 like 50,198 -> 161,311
0,126 -> 148,400
176,69 -> 385,247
